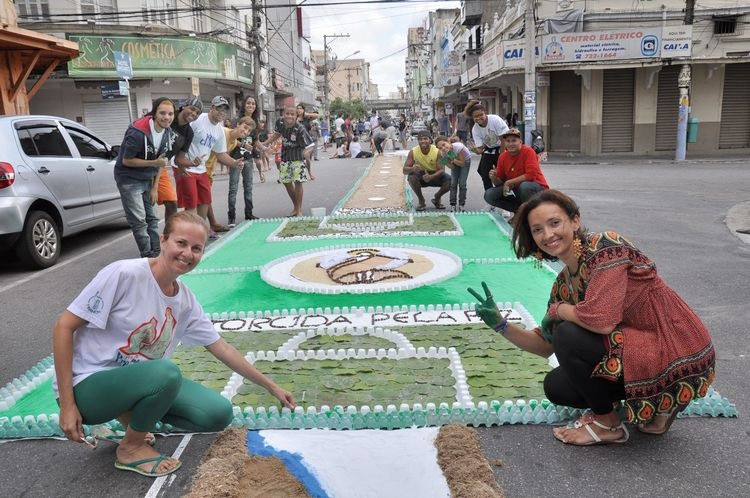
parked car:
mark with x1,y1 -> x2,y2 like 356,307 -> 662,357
0,115 -> 124,269
410,120 -> 428,136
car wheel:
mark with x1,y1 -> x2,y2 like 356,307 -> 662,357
15,210 -> 61,269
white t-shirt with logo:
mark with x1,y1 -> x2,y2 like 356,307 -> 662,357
53,258 -> 220,396
349,141 -> 362,157
472,114 -> 509,154
187,113 -> 227,174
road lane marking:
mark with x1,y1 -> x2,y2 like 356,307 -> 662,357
144,434 -> 192,498
0,231 -> 133,295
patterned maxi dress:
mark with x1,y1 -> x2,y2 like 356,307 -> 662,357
539,231 -> 716,424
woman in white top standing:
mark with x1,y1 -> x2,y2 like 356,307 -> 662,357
435,136 -> 472,212
465,99 -> 509,198
53,211 -> 295,478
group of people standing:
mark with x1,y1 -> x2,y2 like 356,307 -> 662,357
404,99 -> 549,217
113,95 -> 321,260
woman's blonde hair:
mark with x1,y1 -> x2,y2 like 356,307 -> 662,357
163,211 -> 209,240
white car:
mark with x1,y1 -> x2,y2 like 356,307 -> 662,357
0,115 -> 124,269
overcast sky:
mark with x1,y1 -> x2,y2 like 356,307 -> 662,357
305,0 -> 460,97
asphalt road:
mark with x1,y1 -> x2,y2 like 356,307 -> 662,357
1,146 -> 749,497
478,158 -> 750,498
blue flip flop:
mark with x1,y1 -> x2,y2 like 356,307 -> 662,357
114,454 -> 181,478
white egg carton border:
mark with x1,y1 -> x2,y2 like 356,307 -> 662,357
219,326 -> 474,407
265,212 -> 464,242
259,242 -> 463,295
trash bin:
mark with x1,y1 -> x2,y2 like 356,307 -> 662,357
687,117 -> 699,144
516,122 -> 525,140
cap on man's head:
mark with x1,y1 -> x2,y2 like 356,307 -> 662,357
501,127 -> 522,139
417,130 -> 432,140
183,96 -> 203,112
211,96 -> 230,109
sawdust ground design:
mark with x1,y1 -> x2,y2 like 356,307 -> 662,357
188,153 -> 504,496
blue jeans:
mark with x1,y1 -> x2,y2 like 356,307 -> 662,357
228,164 -> 254,222
116,177 -> 160,257
449,159 -> 471,206
484,181 -> 545,213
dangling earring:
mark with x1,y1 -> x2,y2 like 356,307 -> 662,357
533,249 -> 544,269
572,236 -> 583,262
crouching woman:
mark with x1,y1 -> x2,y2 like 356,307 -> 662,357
469,189 -> 715,446
53,211 -> 294,477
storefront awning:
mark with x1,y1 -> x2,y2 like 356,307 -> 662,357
0,26 -> 79,114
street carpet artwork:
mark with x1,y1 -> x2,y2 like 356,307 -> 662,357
0,153 -> 738,493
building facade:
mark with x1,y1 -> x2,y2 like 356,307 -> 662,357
459,0 -> 750,156
15,0 -> 264,144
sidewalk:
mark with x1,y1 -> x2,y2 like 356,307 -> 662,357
544,151 -> 750,165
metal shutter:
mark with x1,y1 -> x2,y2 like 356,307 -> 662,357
83,100 -> 138,147
719,63 -> 750,149
601,69 -> 635,153
549,71 -> 581,152
655,66 -> 681,151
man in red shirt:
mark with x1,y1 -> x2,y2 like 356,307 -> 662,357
484,128 -> 549,214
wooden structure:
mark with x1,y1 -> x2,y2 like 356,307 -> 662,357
1,2 -> 79,115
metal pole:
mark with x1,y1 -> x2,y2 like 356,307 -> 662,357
523,0 -> 536,144
323,35 -> 329,119
675,65 -> 691,161
322,34 -> 349,120
124,78 -> 133,122
675,0 -> 695,161
252,0 -> 264,117
347,67 -> 352,100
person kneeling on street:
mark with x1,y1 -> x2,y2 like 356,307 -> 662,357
348,137 -> 373,158
468,190 -> 714,447
485,128 -> 549,219
403,131 -> 451,211
53,211 -> 295,478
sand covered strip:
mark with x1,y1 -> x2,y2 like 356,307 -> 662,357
185,428 -> 309,498
340,153 -> 407,212
435,425 -> 504,498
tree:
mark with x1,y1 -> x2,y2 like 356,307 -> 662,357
329,98 -> 369,119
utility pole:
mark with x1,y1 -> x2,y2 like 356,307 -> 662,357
523,0 -> 536,144
323,33 -> 349,120
675,0 -> 695,161
251,0 -> 264,117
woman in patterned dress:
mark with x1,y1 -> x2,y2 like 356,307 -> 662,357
470,189 -> 715,445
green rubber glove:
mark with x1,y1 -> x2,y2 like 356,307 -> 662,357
467,281 -> 502,330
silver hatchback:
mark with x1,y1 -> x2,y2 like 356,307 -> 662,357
0,115 -> 124,269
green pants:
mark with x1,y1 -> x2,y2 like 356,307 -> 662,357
73,359 -> 233,433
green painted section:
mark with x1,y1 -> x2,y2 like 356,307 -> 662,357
0,379 -> 59,419
182,213 -> 554,320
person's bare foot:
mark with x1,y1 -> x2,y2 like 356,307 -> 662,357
116,442 -> 180,475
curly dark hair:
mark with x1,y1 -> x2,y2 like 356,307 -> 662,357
464,99 -> 485,117
512,189 -> 587,261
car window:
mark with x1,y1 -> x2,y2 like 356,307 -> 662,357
14,123 -> 72,157
64,126 -> 110,159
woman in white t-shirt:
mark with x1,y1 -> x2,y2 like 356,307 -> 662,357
466,99 -> 509,194
53,211 -> 294,478
435,136 -> 472,211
